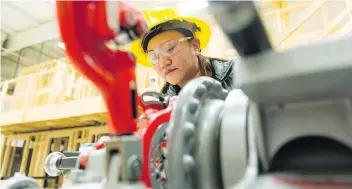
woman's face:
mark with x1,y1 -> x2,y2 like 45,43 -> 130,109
147,30 -> 201,87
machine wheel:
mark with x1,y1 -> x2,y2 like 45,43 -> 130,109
194,99 -> 225,189
148,123 -> 169,189
166,77 -> 228,189
220,89 -> 249,188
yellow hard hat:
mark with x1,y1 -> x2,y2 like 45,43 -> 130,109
130,8 -> 211,67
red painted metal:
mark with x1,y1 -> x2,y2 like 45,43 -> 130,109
136,98 -> 176,187
56,1 -> 173,188
56,1 -> 147,135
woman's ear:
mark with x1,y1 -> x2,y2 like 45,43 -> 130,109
191,38 -> 201,54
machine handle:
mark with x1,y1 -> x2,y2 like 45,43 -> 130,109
208,1 -> 272,56
56,1 -> 148,135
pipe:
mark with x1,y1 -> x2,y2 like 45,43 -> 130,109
44,152 -> 80,176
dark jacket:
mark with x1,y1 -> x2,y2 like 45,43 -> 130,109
163,59 -> 235,97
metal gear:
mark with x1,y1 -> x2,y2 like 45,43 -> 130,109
166,77 -> 228,189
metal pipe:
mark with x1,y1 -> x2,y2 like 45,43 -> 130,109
44,152 -> 80,176
56,156 -> 79,171
207,1 -> 272,57
62,151 -> 81,157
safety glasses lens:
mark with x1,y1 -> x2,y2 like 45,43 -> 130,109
147,37 -> 190,65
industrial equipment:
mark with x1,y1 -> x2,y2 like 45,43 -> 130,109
2,1 -> 352,189
166,2 -> 352,188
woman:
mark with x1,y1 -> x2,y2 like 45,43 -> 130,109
131,8 -> 234,97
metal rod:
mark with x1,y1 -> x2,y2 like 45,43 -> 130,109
56,156 -> 79,170
62,151 -> 80,157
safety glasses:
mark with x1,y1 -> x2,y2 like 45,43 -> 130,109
147,37 -> 192,65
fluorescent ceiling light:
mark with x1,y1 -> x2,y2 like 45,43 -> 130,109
177,0 -> 208,14
58,42 -> 66,50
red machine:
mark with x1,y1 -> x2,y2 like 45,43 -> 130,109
56,1 -> 146,135
56,1 -> 171,188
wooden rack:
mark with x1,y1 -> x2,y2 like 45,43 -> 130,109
0,125 -> 108,187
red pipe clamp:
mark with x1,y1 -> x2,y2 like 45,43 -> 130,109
56,1 -> 172,187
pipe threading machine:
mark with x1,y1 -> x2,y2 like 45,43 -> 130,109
2,1 -> 352,189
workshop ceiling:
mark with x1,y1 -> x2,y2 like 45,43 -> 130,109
1,0 -> 60,81
0,1 -> 181,81
1,0 -> 351,81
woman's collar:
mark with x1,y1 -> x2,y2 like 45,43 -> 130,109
211,59 -> 234,80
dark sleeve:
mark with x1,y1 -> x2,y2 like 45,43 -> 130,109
221,65 -> 235,91
164,85 -> 178,97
